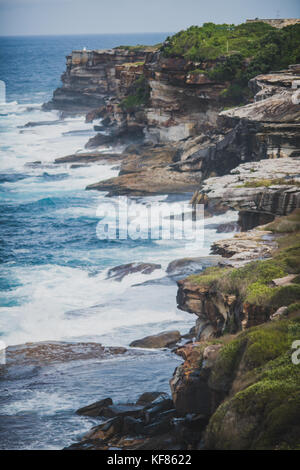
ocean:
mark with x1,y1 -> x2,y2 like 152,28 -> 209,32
0,34 -> 238,449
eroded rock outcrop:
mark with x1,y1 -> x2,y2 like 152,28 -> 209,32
43,47 -> 154,113
193,157 -> 300,230
129,330 -> 181,349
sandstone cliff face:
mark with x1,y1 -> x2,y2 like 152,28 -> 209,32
47,46 -> 300,202
43,48 -> 153,113
142,52 -> 227,143
169,316 -> 300,450
193,157 -> 300,230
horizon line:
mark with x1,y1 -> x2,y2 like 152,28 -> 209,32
0,31 -> 174,38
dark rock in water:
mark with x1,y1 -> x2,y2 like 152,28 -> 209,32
130,331 -> 181,349
86,107 -> 105,123
6,341 -> 127,367
76,397 -> 113,417
25,161 -> 42,167
93,125 -> 105,132
106,262 -> 161,282
85,125 -> 144,149
166,256 -> 222,277
216,221 -> 240,233
144,398 -> 174,423
85,416 -> 123,441
21,120 -> 62,128
101,404 -> 145,419
143,410 -> 176,436
136,391 -> 168,406
65,438 -> 108,450
85,133 -> 113,148
54,152 -> 123,165
122,416 -> 144,436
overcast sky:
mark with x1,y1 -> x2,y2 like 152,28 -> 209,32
0,0 -> 299,36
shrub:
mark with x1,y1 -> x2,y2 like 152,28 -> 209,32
120,75 -> 150,111
161,22 -> 300,105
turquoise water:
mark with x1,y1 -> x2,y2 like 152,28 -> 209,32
0,34 -> 238,449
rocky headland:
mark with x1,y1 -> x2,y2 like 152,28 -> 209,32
65,210 -> 300,450
41,21 -> 300,450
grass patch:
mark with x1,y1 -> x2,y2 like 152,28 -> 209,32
206,318 -> 300,449
188,267 -> 229,287
188,218 -> 300,309
235,178 -> 300,188
121,61 -> 145,67
265,209 -> 300,234
117,44 -> 159,52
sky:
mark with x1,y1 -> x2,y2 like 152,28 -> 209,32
0,0 -> 299,36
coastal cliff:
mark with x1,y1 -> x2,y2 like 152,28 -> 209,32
42,22 -> 300,451
43,46 -> 155,113
47,22 -> 300,205
64,211 -> 300,450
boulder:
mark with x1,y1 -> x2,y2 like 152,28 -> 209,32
270,274 -> 297,287
270,306 -> 288,321
129,330 -> 181,349
101,404 -> 145,419
85,416 -> 123,441
166,256 -> 222,277
170,343 -> 214,417
76,397 -> 113,417
136,391 -> 168,406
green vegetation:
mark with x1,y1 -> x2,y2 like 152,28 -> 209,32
189,68 -> 207,75
206,317 -> 300,449
188,211 -> 300,309
235,178 -> 300,188
117,44 -> 159,52
121,61 -> 145,67
161,22 -> 300,104
266,209 -> 300,234
120,75 -> 150,111
188,266 -> 229,287
287,302 -> 300,314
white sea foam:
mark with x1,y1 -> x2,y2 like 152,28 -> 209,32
0,100 -> 239,347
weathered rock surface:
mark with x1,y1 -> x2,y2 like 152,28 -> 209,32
5,341 -> 127,366
176,224 -> 281,338
86,144 -> 200,195
45,43 -> 300,198
194,157 -> 300,230
68,387 -> 211,450
76,398 -> 113,417
166,255 -> 223,278
54,152 -> 124,165
129,330 -> 181,349
43,48 -> 154,113
170,342 -> 222,417
177,279 -> 239,338
211,229 -> 276,263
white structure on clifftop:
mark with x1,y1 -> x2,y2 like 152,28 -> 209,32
246,18 -> 300,28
